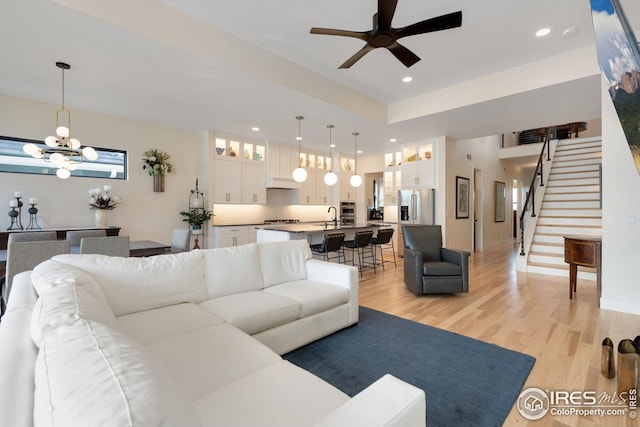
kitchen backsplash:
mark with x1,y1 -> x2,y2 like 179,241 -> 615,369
212,190 -> 337,225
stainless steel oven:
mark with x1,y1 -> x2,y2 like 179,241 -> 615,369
340,201 -> 355,225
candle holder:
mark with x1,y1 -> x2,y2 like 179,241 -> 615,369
26,203 -> 41,230
189,179 -> 205,250
16,197 -> 24,230
7,207 -> 20,230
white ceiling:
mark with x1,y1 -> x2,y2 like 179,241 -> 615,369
0,0 -> 639,155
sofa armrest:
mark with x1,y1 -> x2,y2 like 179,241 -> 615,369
306,259 -> 359,324
313,374 -> 425,427
0,272 -> 38,427
441,248 -> 471,292
403,248 -> 424,294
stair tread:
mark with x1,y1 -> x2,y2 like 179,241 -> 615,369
527,261 -> 597,273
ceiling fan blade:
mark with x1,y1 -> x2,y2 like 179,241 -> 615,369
377,0 -> 398,30
387,42 -> 421,68
310,27 -> 368,42
339,45 -> 375,69
396,11 -> 462,39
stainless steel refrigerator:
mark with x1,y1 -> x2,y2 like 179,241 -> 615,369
397,188 -> 435,256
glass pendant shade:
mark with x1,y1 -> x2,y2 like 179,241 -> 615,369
56,168 -> 71,179
350,174 -> 363,187
324,171 -> 338,186
292,167 -> 307,183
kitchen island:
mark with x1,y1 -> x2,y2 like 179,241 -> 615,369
256,222 -> 392,245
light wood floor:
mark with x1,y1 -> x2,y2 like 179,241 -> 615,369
358,241 -> 640,427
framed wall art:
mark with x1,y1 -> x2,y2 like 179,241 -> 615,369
456,176 -> 470,219
495,181 -> 506,222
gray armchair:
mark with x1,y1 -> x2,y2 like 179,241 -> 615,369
402,225 -> 470,295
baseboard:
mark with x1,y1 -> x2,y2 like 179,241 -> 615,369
599,298 -> 640,315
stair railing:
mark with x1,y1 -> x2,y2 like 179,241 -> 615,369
519,127 -> 555,256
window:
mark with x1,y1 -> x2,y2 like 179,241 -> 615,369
0,135 -> 127,179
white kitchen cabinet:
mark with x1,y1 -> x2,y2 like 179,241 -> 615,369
339,172 -> 355,201
242,162 -> 266,204
213,158 -> 242,203
384,170 -> 401,204
266,142 -> 299,184
213,136 -> 266,204
316,169 -> 332,205
401,162 -> 435,188
212,225 -> 256,248
298,168 -> 317,205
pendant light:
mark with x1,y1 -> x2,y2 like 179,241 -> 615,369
22,62 -> 98,179
350,132 -> 362,187
292,115 -> 307,183
323,124 -> 338,186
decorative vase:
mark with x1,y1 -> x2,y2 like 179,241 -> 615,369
94,209 -> 107,228
153,174 -> 165,192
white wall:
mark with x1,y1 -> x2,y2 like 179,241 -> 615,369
0,95 -> 207,244
445,135 -> 528,252
599,78 -> 640,314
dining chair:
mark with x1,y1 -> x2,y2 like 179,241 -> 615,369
80,236 -> 130,257
66,229 -> 107,246
343,230 -> 375,276
170,229 -> 191,253
3,240 -> 70,306
310,233 -> 346,263
7,231 -> 58,244
371,228 -> 396,270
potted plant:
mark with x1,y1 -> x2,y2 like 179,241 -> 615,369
179,208 -> 212,234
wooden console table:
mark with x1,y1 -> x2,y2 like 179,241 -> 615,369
564,235 -> 602,306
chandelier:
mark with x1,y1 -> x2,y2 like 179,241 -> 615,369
23,62 -> 98,179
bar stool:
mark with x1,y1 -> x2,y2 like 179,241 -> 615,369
371,228 -> 396,270
343,230 -> 375,276
310,233 -> 346,263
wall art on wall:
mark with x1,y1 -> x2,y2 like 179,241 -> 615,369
456,176 -> 470,219
495,181 -> 506,222
590,0 -> 640,173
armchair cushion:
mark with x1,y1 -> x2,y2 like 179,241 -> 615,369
423,262 -> 461,276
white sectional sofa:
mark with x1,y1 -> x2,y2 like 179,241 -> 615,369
0,240 -> 425,427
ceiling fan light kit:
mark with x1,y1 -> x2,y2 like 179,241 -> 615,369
310,0 -> 462,68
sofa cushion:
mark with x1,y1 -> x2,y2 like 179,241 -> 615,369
203,244 -> 264,298
32,259 -> 113,313
264,280 -> 350,318
145,323 -> 281,400
199,291 -> 300,335
193,361 -> 349,427
30,282 -> 118,347
258,240 -> 312,288
116,303 -> 225,346
34,319 -> 202,427
51,251 -> 207,316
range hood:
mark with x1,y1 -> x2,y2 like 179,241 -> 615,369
266,177 -> 301,190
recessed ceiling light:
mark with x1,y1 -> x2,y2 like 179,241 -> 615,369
251,127 -> 260,132
562,26 -> 577,38
389,138 -> 397,142
402,76 -> 413,83
535,28 -> 551,37
329,144 -> 336,148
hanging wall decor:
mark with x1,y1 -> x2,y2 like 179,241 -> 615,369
142,148 -> 174,192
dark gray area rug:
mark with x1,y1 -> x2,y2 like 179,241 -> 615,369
283,306 -> 535,427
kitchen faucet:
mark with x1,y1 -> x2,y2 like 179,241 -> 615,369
328,206 -> 337,227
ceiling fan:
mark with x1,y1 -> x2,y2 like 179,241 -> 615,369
310,0 -> 462,69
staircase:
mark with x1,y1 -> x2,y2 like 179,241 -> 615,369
526,137 -> 602,279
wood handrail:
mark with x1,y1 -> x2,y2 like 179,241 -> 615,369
519,127 -> 555,256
